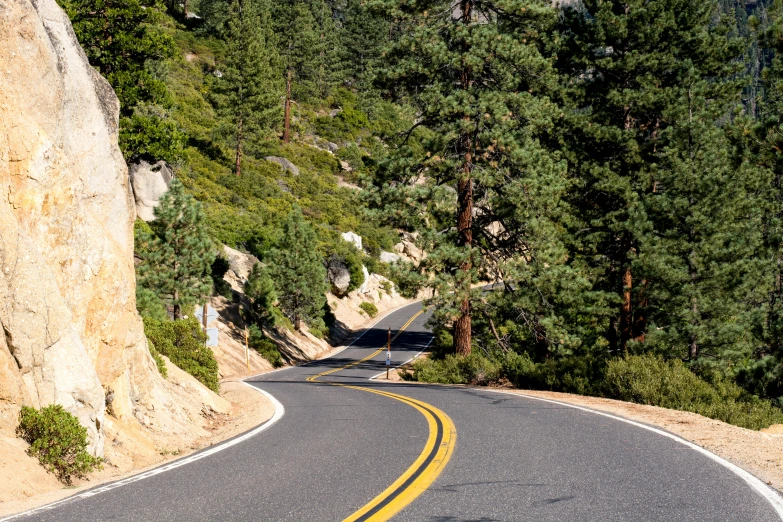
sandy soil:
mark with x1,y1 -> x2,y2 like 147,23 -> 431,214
0,379 -> 273,519
383,360 -> 783,494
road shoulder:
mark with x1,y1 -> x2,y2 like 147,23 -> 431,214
0,380 -> 273,519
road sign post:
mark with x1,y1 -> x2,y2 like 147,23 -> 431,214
195,302 -> 219,347
387,327 -> 391,379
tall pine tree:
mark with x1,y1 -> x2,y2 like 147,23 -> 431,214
137,179 -> 216,320
555,0 -> 744,355
273,1 -> 325,143
368,0 -> 567,355
266,209 -> 328,330
740,0 -> 783,399
212,0 -> 281,176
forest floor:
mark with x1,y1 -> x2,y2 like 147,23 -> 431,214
384,362 -> 783,494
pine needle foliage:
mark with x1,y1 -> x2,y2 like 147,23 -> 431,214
137,178 -> 216,320
266,209 -> 329,330
368,0 -> 570,355
555,0 -> 747,355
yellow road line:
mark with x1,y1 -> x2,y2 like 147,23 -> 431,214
340,387 -> 456,522
305,307 -> 456,521
306,310 -> 425,382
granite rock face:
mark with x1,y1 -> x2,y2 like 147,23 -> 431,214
130,160 -> 173,222
0,0 -> 185,455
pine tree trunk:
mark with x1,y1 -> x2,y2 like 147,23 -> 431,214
453,0 -> 474,357
607,315 -> 618,354
689,298 -> 699,360
689,242 -> 699,360
455,172 -> 474,357
283,69 -> 292,144
173,290 -> 181,321
183,0 -> 188,18
295,314 -> 301,331
235,116 -> 243,177
620,265 -> 632,355
633,279 -> 648,342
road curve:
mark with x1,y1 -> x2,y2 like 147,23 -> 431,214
8,302 -> 783,521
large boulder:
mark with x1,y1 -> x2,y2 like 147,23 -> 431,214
327,255 -> 351,297
265,156 -> 300,176
358,265 -> 371,294
129,160 -> 173,222
380,251 -> 402,264
394,240 -> 424,263
0,0 -> 200,455
222,245 -> 260,292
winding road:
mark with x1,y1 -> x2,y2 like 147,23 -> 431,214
8,302 -> 783,521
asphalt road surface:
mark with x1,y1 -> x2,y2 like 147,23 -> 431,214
8,302 -> 783,521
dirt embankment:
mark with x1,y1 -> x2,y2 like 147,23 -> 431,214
1,294 -> 416,519
0,376 -> 273,519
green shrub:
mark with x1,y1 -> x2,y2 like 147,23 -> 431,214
143,317 -> 220,392
403,352 -> 501,385
388,263 -> 426,299
248,325 -> 284,368
604,354 -> 783,430
429,326 -> 454,359
211,256 -> 233,299
359,301 -> 378,318
17,405 -> 102,485
148,341 -> 168,378
502,353 -> 600,396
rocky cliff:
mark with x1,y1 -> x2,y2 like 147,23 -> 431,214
0,0 -> 216,456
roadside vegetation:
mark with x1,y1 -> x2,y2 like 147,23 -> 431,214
55,0 -> 783,433
17,406 -> 103,484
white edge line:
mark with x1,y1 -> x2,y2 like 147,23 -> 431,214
482,388 -> 783,520
1,301 -> 425,521
368,336 -> 433,381
2,301 -> 422,521
0,388 -> 285,522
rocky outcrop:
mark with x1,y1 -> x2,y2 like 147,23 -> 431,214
341,231 -> 363,251
327,255 -> 351,297
264,156 -> 300,176
130,160 -> 173,222
222,245 -> 259,292
0,0 -> 216,457
394,240 -> 424,263
380,251 -> 402,264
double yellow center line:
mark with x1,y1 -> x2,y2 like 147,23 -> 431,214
307,309 -> 457,521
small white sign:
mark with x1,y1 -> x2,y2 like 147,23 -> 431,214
386,352 -> 391,366
206,327 -> 219,347
195,304 -> 218,325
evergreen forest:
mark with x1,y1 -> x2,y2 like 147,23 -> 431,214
58,0 -> 783,429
